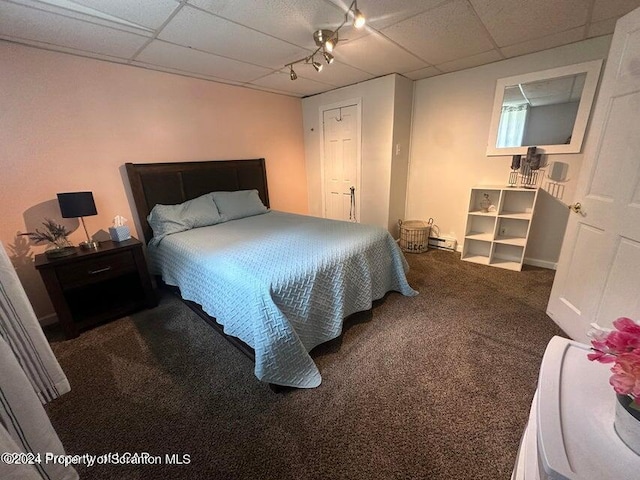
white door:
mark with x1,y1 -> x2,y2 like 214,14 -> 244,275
547,7 -> 640,343
323,104 -> 359,221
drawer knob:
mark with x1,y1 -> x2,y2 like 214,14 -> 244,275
88,266 -> 112,275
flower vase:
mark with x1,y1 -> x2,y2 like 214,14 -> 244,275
614,394 -> 640,455
480,194 -> 491,213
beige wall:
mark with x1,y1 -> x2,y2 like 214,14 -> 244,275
0,42 -> 308,320
388,75 -> 414,237
406,36 -> 612,268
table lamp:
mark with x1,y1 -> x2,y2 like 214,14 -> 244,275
57,191 -> 99,249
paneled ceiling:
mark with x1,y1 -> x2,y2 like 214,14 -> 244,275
2,0 -> 640,98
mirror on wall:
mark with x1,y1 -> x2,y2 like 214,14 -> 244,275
486,60 -> 603,156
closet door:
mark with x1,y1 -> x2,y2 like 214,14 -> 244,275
323,104 -> 359,222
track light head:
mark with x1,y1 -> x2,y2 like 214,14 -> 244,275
289,66 -> 297,80
325,37 -> 336,52
314,29 -> 337,52
323,51 -> 334,64
351,2 -> 365,28
311,58 -> 323,72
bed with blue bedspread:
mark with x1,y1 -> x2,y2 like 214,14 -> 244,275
126,159 -> 417,389
148,210 -> 416,388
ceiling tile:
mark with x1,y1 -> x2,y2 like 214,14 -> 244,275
333,32 -> 427,76
135,40 -> 272,82
249,70 -> 333,97
130,61 -> 246,86
500,27 -> 586,58
402,66 -> 441,81
470,0 -> 592,47
70,0 -> 179,30
188,0 -> 344,47
587,18 -> 618,38
357,0 -> 449,30
592,0 -> 640,22
382,0 -> 495,65
7,0 -> 159,33
158,5 -> 311,68
242,84 -> 301,97
0,36 -> 131,62
436,49 -> 503,73
0,1 -> 149,58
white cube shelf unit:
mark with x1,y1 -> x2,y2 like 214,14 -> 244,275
462,186 -> 539,271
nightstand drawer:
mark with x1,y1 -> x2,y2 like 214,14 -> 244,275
56,251 -> 136,289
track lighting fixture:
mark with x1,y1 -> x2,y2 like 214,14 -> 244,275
284,0 -> 365,80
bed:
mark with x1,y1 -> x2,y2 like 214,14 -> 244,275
125,159 -> 417,388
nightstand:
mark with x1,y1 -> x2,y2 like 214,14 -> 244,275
35,238 -> 157,339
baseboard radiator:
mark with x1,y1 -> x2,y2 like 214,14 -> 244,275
428,236 -> 457,251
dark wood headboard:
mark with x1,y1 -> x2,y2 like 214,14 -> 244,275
125,159 -> 269,244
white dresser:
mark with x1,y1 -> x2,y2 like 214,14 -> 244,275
512,336 -> 640,479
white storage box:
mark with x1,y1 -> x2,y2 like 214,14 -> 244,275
512,336 -> 640,479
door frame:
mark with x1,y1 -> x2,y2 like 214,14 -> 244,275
319,97 -> 362,221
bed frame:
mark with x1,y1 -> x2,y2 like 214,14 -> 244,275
125,159 -> 269,244
125,159 -> 270,363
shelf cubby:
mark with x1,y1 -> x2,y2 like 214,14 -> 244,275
466,215 -> 497,241
463,186 -> 538,271
501,189 -> 536,215
468,188 -> 501,215
461,238 -> 492,266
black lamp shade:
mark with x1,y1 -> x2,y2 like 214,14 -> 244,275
57,192 -> 97,218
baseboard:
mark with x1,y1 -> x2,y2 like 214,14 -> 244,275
38,313 -> 57,327
524,257 -> 557,270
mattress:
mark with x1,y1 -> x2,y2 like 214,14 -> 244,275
148,211 -> 417,388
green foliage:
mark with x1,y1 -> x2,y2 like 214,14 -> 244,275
21,219 -> 71,247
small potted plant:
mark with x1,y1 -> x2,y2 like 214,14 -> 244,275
21,218 -> 75,258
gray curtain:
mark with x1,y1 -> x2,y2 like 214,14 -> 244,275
0,242 -> 77,480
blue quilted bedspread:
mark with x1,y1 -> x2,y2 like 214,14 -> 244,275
148,211 -> 417,388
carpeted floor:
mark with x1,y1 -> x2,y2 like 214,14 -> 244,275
45,249 -> 566,480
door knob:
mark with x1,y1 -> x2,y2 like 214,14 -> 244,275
568,202 -> 582,214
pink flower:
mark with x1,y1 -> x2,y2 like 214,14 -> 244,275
613,317 -> 640,336
588,317 -> 640,400
587,350 -> 616,363
605,331 -> 640,354
609,352 -> 640,397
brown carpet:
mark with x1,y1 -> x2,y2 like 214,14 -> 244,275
44,250 -> 566,480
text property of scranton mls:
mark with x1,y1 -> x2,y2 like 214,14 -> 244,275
1,452 -> 191,467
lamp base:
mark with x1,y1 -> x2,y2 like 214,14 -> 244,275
79,241 -> 99,250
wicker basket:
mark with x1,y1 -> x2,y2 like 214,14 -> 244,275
398,219 -> 432,254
